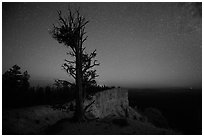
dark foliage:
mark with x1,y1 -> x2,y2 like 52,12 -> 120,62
3,65 -> 30,91
3,65 -> 30,108
3,84 -> 75,108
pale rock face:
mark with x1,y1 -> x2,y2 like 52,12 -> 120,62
84,88 -> 142,120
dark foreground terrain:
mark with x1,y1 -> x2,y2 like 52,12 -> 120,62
41,116 -> 176,135
128,88 -> 202,135
3,105 -> 177,135
2,88 -> 201,135
2,106 -> 176,135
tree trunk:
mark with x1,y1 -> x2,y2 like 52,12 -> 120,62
74,31 -> 84,122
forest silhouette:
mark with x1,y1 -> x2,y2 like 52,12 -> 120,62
2,64 -> 113,108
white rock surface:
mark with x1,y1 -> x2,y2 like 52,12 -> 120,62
84,88 -> 142,120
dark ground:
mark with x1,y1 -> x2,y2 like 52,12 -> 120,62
128,88 -> 202,135
2,87 -> 201,135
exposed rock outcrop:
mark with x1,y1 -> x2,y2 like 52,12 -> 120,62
65,88 -> 142,121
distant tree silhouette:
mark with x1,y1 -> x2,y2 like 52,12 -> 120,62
50,8 -> 99,121
3,65 -> 30,107
3,65 -> 30,92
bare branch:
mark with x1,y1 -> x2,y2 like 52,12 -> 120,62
82,36 -> 88,43
82,59 -> 100,73
57,10 -> 67,27
80,20 -> 89,29
65,59 -> 75,64
62,64 -> 76,79
82,47 -> 86,52
80,28 -> 87,38
66,51 -> 75,56
84,100 -> 95,112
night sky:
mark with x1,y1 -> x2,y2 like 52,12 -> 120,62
2,2 -> 202,88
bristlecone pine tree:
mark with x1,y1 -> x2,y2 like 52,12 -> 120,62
50,8 -> 99,121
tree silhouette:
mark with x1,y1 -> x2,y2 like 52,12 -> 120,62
3,64 -> 30,91
3,65 -> 30,107
50,8 -> 99,121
